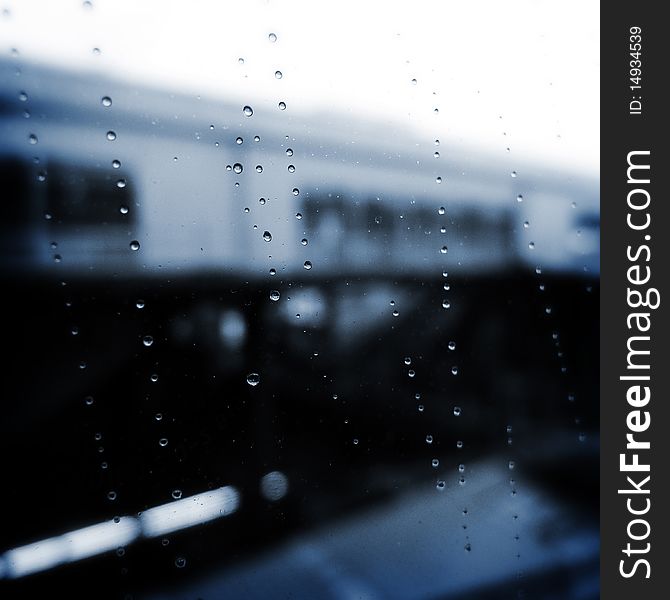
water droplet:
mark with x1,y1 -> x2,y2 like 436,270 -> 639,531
434,139 -> 440,146
508,460 -> 516,470
71,326 -> 79,336
453,406 -> 462,416
440,246 -> 448,254
456,440 -> 463,448
116,179 -> 126,188
243,105 -> 253,117
129,240 -> 140,251
528,241 -> 535,250
158,438 -> 168,447
270,290 -> 280,302
451,366 -> 459,375
278,101 -> 286,110
436,480 -> 446,491
425,434 -> 433,444
246,372 -> 260,386
28,133 -> 38,145
578,432 -> 586,442
254,135 -> 261,142
292,188 -> 300,196
150,373 -> 159,383
448,341 -> 456,351
233,163 -> 243,174
516,194 -> 523,202
301,238 -> 308,246
286,148 -> 294,157
288,164 -> 295,173
523,221 -> 529,228
143,335 -> 154,347
418,404 -> 424,412
436,176 -> 442,184
459,476 -> 466,485
303,261 -> 312,270
119,205 -> 129,215
101,96 -> 112,107
255,165 -> 263,173
431,458 -> 439,467
235,136 -> 243,145
268,32 -> 277,42
53,254 -> 62,263
404,357 -> 411,365
107,491 -> 117,501
511,171 -> 517,178
111,159 -> 121,169
408,369 -> 415,378
18,91 -> 28,102
263,230 -> 272,242
434,151 -> 440,158
172,489 -> 182,499
438,206 -> 445,215
175,557 -> 186,568
275,70 -> 283,79
84,396 -> 94,406
295,212 -> 302,220
155,413 -> 162,421
392,310 -> 399,317
353,438 -> 359,445
464,543 -> 471,552
106,130 -> 116,141
442,300 -> 451,309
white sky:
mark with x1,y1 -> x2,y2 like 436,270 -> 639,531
1,0 -> 599,174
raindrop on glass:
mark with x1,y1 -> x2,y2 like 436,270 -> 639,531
106,130 -> 116,141
101,96 -> 112,107
246,372 -> 260,386
243,105 -> 253,117
129,240 -> 140,251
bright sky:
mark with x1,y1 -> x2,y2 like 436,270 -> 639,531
1,0 -> 599,174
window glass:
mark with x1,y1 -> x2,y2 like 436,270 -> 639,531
0,2 -> 599,598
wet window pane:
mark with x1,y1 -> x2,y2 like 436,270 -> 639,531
1,2 -> 598,598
